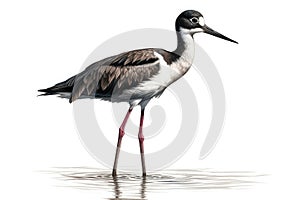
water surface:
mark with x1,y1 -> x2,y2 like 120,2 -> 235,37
44,167 -> 265,199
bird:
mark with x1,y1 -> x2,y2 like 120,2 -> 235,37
38,10 -> 238,177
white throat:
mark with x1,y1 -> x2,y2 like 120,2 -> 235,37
178,32 -> 195,64
171,30 -> 196,75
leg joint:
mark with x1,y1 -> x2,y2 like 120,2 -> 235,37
138,133 -> 144,142
119,127 -> 125,138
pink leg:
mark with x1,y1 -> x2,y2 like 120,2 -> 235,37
138,108 -> 146,177
112,107 -> 133,177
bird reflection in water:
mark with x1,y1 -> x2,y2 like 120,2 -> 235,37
109,176 -> 147,200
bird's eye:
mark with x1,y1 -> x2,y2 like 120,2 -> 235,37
190,17 -> 199,24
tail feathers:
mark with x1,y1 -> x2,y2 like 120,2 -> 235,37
38,75 -> 76,97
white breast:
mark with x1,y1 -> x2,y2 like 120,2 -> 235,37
121,53 -> 179,99
120,34 -> 195,101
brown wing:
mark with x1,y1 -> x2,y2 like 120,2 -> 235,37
70,49 -> 160,102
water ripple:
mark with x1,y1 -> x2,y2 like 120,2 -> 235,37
43,167 -> 266,199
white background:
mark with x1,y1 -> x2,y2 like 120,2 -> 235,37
1,0 -> 300,199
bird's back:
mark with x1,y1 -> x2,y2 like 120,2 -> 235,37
38,48 -> 177,104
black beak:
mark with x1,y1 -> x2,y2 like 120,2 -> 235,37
203,25 -> 238,44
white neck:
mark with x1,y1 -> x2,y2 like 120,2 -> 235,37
180,33 -> 195,64
174,30 -> 195,65
172,31 -> 195,73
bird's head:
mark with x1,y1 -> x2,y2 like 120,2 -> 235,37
175,10 -> 238,44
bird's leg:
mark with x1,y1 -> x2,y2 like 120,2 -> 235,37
138,108 -> 146,177
112,107 -> 133,177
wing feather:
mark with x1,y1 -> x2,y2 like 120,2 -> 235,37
70,49 -> 160,102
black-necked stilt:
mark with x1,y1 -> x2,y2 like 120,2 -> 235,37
38,10 -> 237,177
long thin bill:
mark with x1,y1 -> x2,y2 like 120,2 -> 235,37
204,25 -> 238,44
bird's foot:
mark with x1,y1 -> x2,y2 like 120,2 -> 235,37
112,169 -> 117,177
